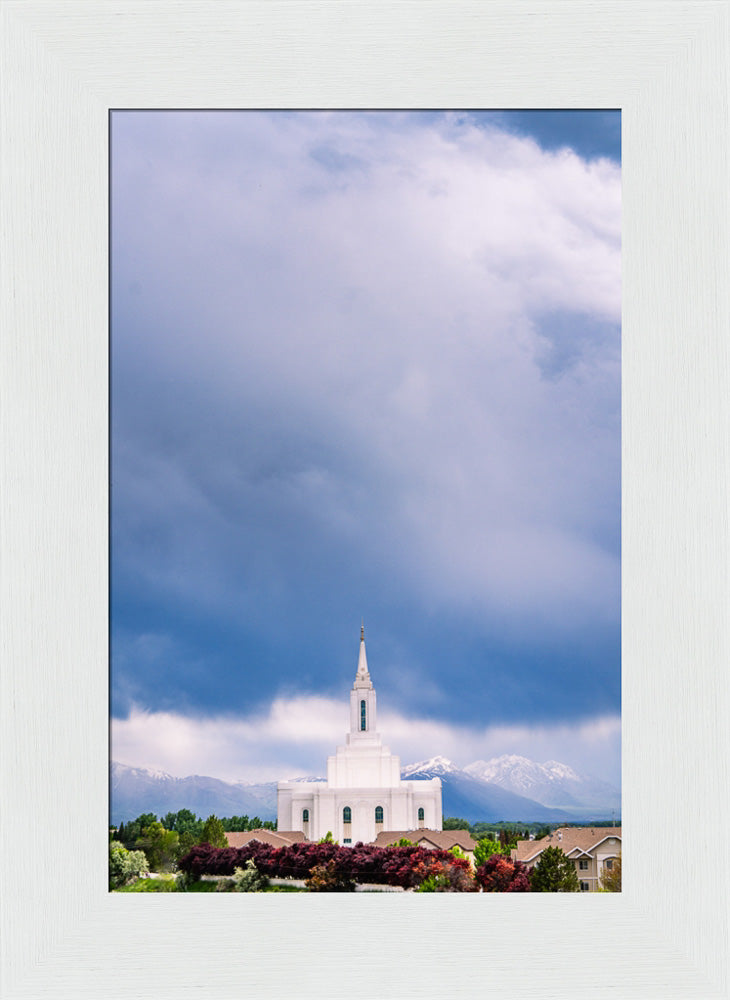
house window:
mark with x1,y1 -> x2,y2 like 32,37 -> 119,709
375,806 -> 384,824
418,807 -> 425,821
580,881 -> 590,892
579,859 -> 589,870
343,806 -> 351,824
302,809 -> 309,823
360,700 -> 366,731
605,859 -> 614,870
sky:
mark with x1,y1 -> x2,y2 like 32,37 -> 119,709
110,110 -> 621,787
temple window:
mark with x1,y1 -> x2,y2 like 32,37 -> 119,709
360,700 -> 366,731
343,806 -> 352,824
375,806 -> 383,823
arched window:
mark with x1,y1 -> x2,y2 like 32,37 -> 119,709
375,805 -> 383,824
343,806 -> 352,824
418,807 -> 425,821
302,809 -> 309,823
360,699 -> 366,731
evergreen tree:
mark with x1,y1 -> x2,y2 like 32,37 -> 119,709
530,846 -> 580,892
199,814 -> 228,848
177,830 -> 197,858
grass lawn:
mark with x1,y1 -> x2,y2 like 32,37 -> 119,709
114,877 -> 177,892
186,880 -> 218,892
113,877 -> 309,892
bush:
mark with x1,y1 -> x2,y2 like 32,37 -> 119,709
231,860 -> 269,892
174,871 -> 192,892
305,860 -> 355,892
600,855 -> 621,892
416,872 -> 451,892
109,841 -> 149,889
475,854 -> 531,892
177,840 -> 477,890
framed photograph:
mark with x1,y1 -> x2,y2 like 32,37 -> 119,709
2,4 -> 728,999
109,106 -> 622,872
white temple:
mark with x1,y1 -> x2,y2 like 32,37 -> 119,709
277,626 -> 442,845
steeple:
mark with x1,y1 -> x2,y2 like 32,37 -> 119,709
354,621 -> 372,689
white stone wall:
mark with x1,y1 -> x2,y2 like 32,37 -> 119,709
278,777 -> 442,844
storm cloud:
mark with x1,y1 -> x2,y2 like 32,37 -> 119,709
111,111 -> 620,781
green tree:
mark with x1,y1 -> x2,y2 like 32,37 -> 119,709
600,855 -> 621,891
199,814 -> 228,848
135,822 -> 180,872
121,812 -> 159,845
474,837 -> 504,867
530,846 -> 580,892
498,827 -> 521,851
442,817 -> 471,831
177,830 -> 197,858
221,815 -> 250,832
163,809 -> 202,838
109,841 -> 149,889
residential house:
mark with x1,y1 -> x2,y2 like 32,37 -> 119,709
511,826 -> 621,891
373,828 -> 477,866
224,829 -> 308,849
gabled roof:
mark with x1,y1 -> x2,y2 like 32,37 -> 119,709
512,827 -> 621,864
224,829 -> 308,849
372,829 -> 476,851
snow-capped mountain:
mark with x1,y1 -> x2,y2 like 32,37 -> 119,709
111,754 -> 620,826
110,762 -> 279,826
400,758 -> 573,822
402,755 -> 460,778
463,755 -> 621,812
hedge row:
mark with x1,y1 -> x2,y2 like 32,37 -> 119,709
178,840 -> 476,890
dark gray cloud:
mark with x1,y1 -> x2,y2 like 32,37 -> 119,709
111,111 -> 621,753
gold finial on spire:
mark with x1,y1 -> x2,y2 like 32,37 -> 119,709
361,619 -> 365,641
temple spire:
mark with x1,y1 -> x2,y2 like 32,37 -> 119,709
354,621 -> 372,688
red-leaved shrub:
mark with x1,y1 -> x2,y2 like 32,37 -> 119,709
178,840 -> 477,890
475,853 -> 531,892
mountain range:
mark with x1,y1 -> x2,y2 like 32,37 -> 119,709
111,755 -> 620,826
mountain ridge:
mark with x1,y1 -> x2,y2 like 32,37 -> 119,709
110,755 -> 620,826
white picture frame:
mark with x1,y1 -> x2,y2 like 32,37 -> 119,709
1,3 -> 727,998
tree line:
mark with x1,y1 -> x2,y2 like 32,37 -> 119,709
111,809 -> 276,872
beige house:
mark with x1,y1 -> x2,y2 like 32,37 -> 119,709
373,829 -> 477,866
512,826 -> 621,891
224,829 -> 308,849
